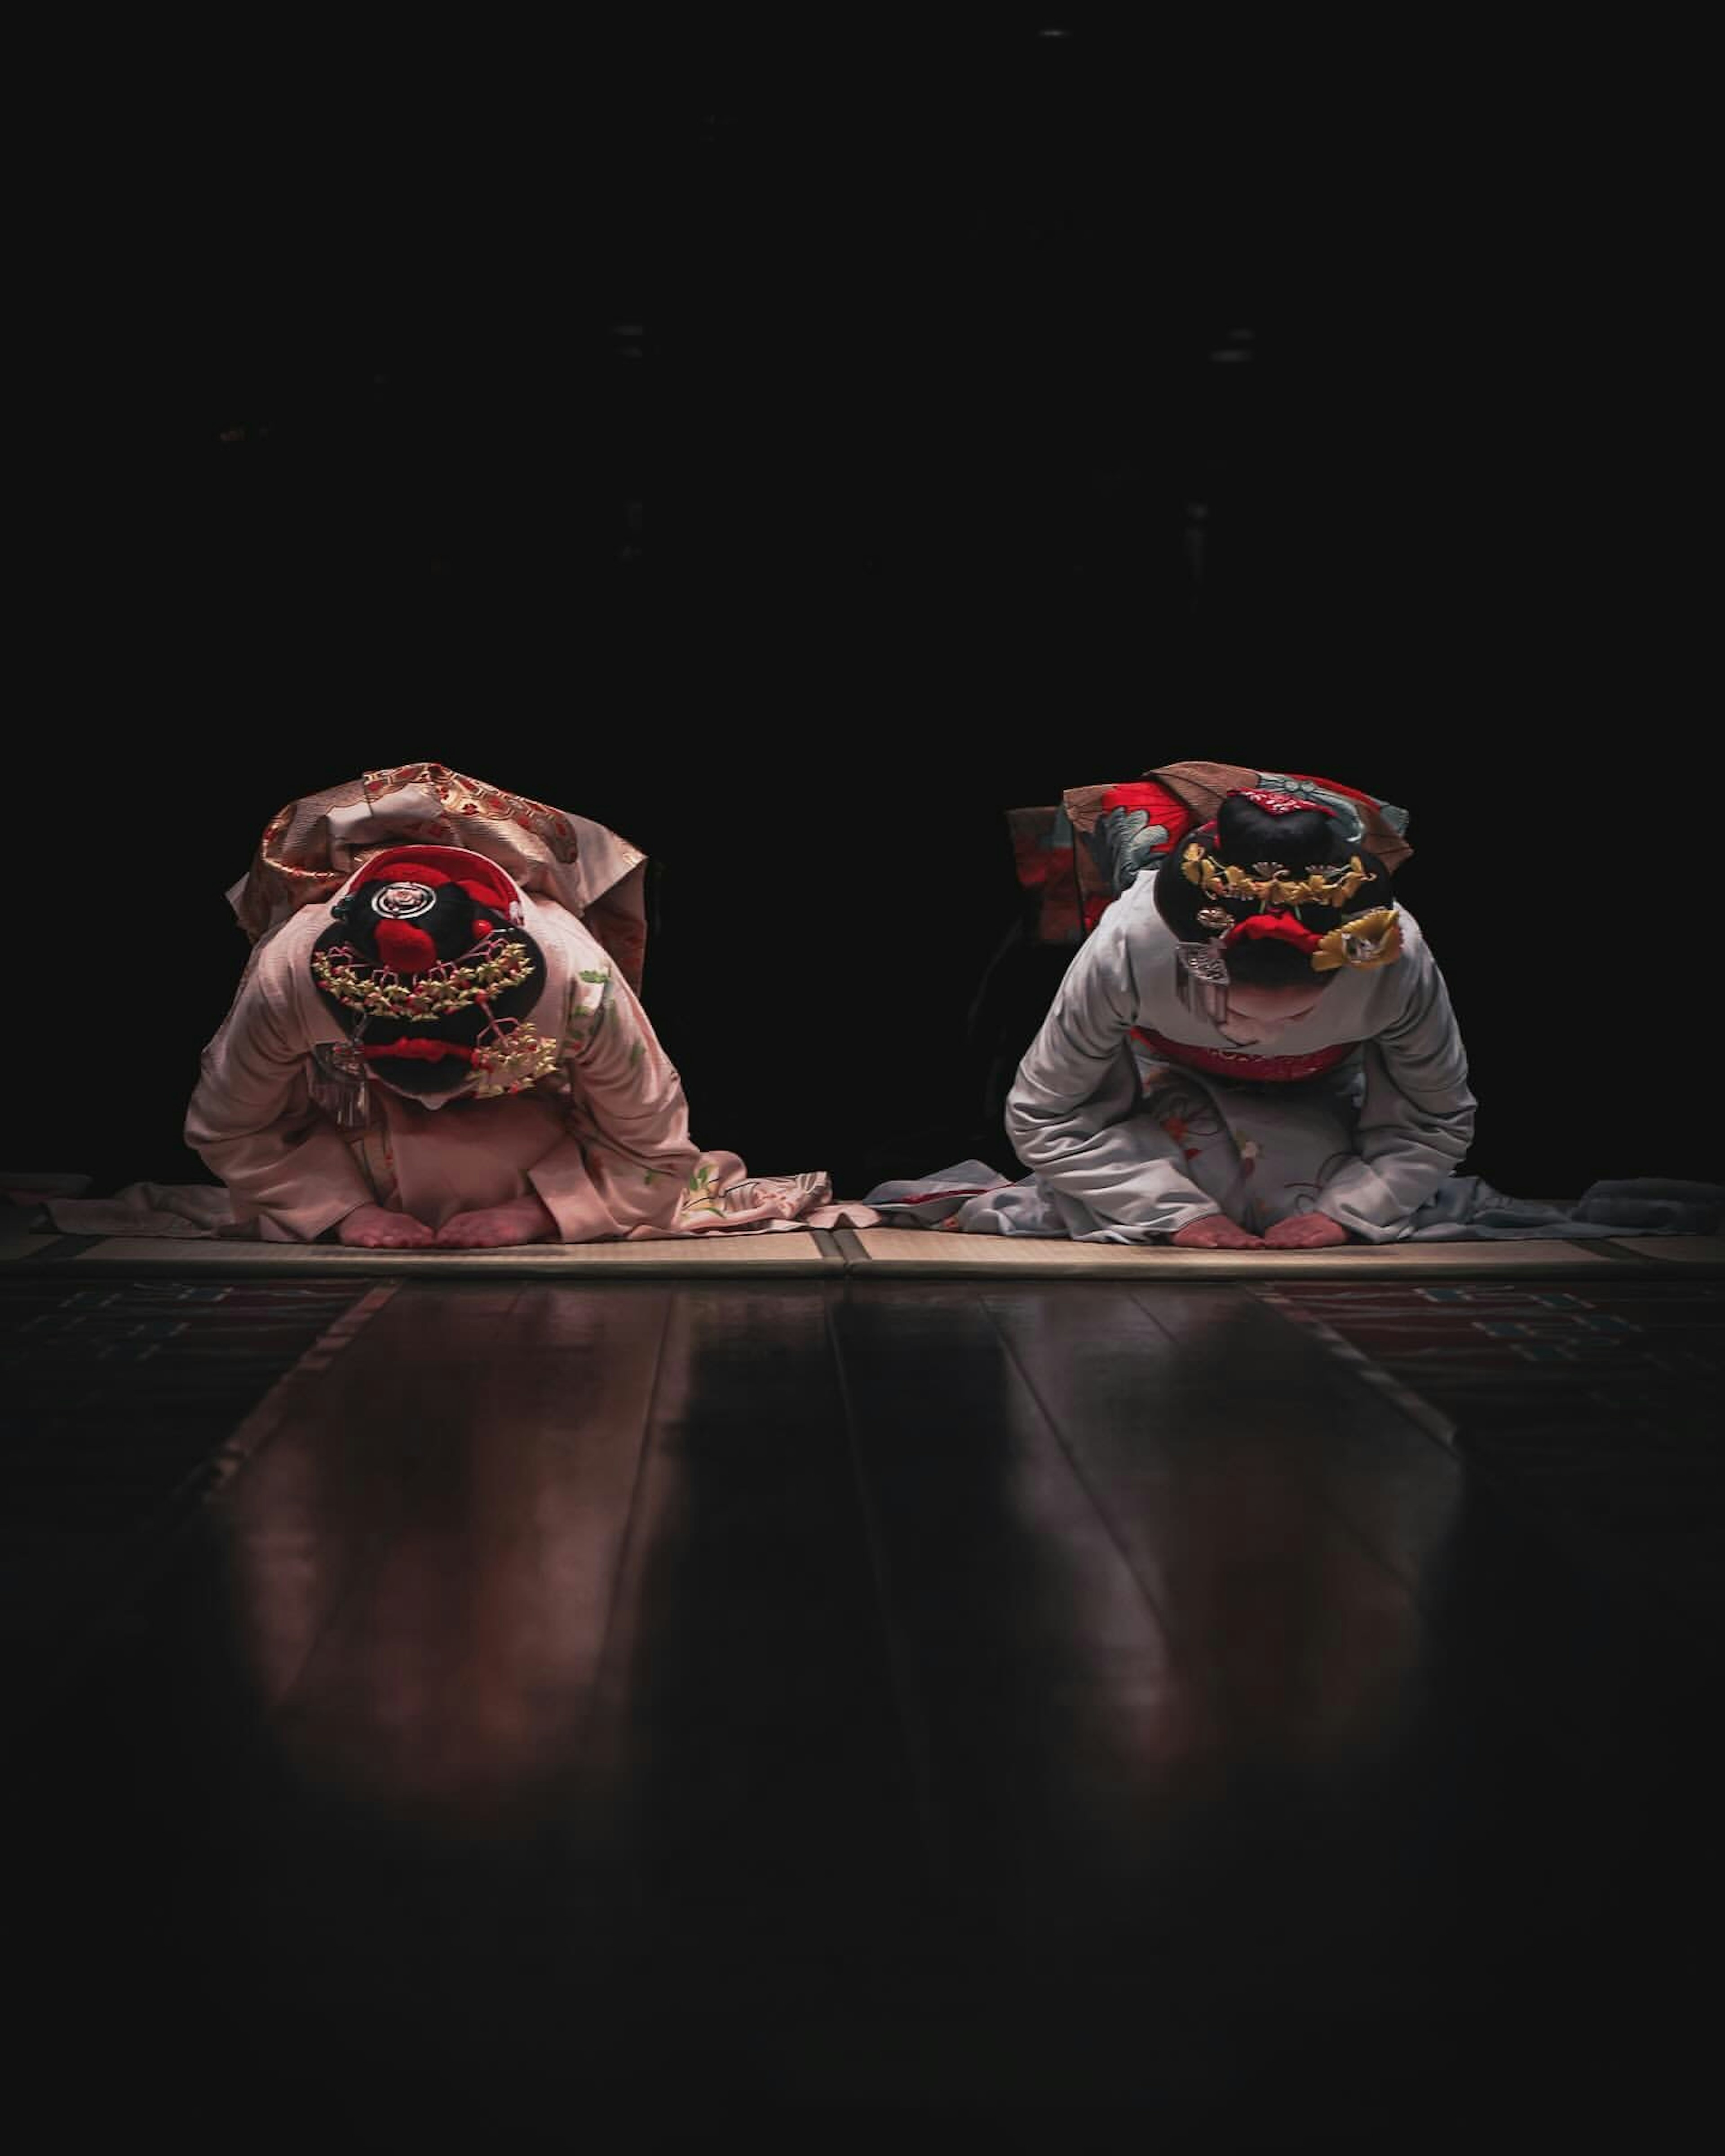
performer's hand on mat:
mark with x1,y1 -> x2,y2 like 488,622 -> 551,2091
433,1193 -> 559,1249
338,1203 -> 437,1250
1169,1214 -> 1265,1250
1261,1211 -> 1353,1249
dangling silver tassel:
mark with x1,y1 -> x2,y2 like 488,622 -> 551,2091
309,1040 -> 371,1130
1175,940 -> 1231,1024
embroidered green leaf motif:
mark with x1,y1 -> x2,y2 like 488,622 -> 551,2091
628,1041 -> 645,1069
682,1161 -> 726,1214
578,968 -> 612,984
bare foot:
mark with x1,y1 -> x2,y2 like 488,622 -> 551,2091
433,1194 -> 559,1249
338,1204 -> 437,1250
1169,1215 -> 1265,1250
1261,1211 -> 1353,1249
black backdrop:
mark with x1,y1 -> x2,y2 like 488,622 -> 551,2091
16,30 -> 1717,1204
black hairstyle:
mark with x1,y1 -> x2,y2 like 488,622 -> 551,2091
311,881 -> 547,1099
1152,789 -> 1392,990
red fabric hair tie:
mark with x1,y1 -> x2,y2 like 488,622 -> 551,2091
1224,912 -> 1323,953
373,922 -> 438,975
349,845 -> 520,914
360,1038 -> 478,1065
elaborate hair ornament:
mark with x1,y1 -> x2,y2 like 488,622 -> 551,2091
1180,841 -> 1371,911
1174,937 -> 1232,1021
469,1021 -> 561,1096
371,880 -> 439,921
1177,939 -> 1231,987
1312,908 -> 1404,973
310,933 -> 536,1021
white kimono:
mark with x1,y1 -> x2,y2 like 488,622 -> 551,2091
981,878 -> 1468,1242
886,879 -> 1718,1243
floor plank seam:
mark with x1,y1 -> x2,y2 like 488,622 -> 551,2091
825,1290 -> 951,1897
202,1283 -> 403,1500
255,1289 -> 542,1730
973,1294 -> 1185,1665
1251,1288 -> 1459,1453
1202,1300 -> 1621,1743
1250,1286 -> 1725,1663
576,1290 -> 676,1756
8,1232 -> 106,1265
1570,1237 -> 1662,1267
194,1281 -> 414,1732
18,1279 -> 403,1731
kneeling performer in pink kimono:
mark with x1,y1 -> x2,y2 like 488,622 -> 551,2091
188,764 -> 823,1248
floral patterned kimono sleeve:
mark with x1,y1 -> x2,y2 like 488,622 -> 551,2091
526,959 -> 704,1241
1317,934 -> 1478,1241
1004,906 -> 1224,1239
185,963 -> 375,1242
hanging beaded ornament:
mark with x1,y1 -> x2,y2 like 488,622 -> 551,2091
310,934 -> 537,1019
469,1021 -> 561,1097
308,1039 -> 373,1128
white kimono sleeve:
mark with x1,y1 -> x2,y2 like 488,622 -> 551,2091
1004,909 -> 1224,1238
1317,934 -> 1477,1241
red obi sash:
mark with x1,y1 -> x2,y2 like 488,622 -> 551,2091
1130,1026 -> 1358,1084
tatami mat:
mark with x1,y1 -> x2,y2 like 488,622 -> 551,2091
12,1231 -> 844,1276
836,1228 -> 1725,1278
1609,1237 -> 1725,1268
3,1226 -> 1720,1279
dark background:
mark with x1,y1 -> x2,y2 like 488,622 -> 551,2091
15,27 -> 1717,1203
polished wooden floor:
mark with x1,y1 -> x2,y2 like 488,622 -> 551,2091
14,1275 -> 1722,2147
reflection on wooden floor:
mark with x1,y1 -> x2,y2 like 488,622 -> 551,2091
10,1273 -> 1722,2143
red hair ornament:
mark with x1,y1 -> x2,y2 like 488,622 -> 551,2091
346,845 -> 524,918
1224,913 -> 1323,954
373,921 -> 439,975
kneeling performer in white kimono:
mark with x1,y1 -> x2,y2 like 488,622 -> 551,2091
874,761 -> 1720,1246
988,780 -> 1448,1248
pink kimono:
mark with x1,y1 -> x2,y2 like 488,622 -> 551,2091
185,767 -> 830,1243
